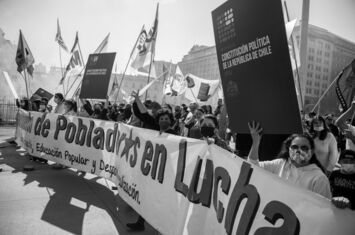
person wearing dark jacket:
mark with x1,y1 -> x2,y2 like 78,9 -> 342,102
127,90 -> 176,231
81,99 -> 109,120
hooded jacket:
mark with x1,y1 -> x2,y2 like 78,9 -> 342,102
248,158 -> 331,199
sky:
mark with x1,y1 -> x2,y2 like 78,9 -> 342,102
1,0 -> 355,73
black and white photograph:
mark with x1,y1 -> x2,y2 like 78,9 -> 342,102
0,0 -> 355,234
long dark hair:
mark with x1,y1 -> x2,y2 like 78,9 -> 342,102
277,133 -> 325,172
309,116 -> 329,141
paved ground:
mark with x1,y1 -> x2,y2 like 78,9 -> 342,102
0,126 -> 159,235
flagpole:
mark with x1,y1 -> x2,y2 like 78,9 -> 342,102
23,70 -> 29,99
311,70 -> 343,112
144,53 -> 155,101
58,45 -> 66,94
189,88 -> 199,104
115,25 -> 145,103
284,1 -> 304,111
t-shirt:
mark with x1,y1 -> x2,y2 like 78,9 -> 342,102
329,170 -> 355,210
313,132 -> 339,172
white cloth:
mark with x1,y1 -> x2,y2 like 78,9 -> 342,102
345,125 -> 355,151
313,132 -> 339,172
248,158 -> 331,199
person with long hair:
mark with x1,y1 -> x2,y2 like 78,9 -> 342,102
309,116 -> 339,174
247,121 -> 331,198
63,99 -> 77,116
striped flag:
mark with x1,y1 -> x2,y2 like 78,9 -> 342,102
94,33 -> 110,54
55,19 -> 69,52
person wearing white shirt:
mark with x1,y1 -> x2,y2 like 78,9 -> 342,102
309,116 -> 339,174
247,121 -> 331,199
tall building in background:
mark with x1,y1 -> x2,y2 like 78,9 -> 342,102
293,24 -> 355,113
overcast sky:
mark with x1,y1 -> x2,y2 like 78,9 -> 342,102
1,0 -> 355,73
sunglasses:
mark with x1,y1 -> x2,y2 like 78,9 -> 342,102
289,145 -> 310,152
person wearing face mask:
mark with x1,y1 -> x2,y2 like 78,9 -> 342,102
310,116 -> 339,175
329,150 -> 355,210
248,121 -> 331,198
200,114 -> 231,151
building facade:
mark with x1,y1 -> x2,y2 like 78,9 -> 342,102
293,24 -> 355,113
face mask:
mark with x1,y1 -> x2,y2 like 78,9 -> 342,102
313,126 -> 324,131
341,164 -> 355,174
201,126 -> 215,138
94,108 -> 101,114
289,149 -> 311,166
147,109 -> 153,116
39,105 -> 46,110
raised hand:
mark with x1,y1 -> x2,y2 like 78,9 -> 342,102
248,121 -> 263,144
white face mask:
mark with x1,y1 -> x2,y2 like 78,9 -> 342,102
313,126 -> 324,131
289,149 -> 311,166
341,164 -> 355,174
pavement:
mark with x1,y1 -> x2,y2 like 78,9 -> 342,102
0,126 -> 159,235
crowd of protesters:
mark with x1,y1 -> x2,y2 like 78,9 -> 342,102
15,91 -> 355,231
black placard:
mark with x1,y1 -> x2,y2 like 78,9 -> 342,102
212,0 -> 302,134
79,53 -> 116,99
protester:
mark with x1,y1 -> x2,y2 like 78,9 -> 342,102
38,97 -> 49,113
247,121 -> 331,198
16,97 -> 30,110
82,99 -> 109,120
182,102 -> 198,136
335,101 -> 355,151
53,93 -> 65,114
127,90 -> 176,231
132,91 -> 161,130
201,114 -> 231,151
330,150 -> 355,210
309,116 -> 339,174
186,108 -> 204,139
213,98 -> 223,116
172,105 -> 182,134
63,99 -> 77,116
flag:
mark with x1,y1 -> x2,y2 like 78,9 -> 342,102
285,19 -> 297,41
184,74 -> 220,103
335,59 -> 355,111
170,66 -> 187,96
59,32 -> 83,85
163,64 -> 173,95
94,33 -> 110,54
16,30 -> 35,76
130,3 -> 159,70
55,19 -> 69,52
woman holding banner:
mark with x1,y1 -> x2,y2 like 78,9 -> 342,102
247,121 -> 331,199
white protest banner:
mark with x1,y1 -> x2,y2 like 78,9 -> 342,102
15,110 -> 355,235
